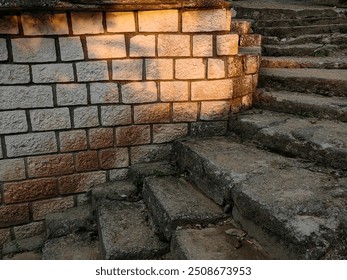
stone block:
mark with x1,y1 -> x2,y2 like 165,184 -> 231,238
200,101 -> 230,121
240,34 -> 262,47
32,63 -> 74,83
90,82 -> 120,104
22,13 -> 69,35
231,95 -> 252,113
0,204 -> 30,228
5,132 -> 57,157
227,56 -> 244,77
89,127 -> 114,149
76,61 -> 109,82
0,64 -> 30,84
56,84 -> 88,106
0,110 -> 28,134
100,105 -> 132,126
30,108 -> 71,131
130,144 -> 172,164
106,12 -> 136,33
153,123 -> 188,143
193,35 -> 213,57
59,130 -> 87,152
112,59 -> 142,81
71,12 -> 104,34
231,20 -> 251,35
59,171 -> 106,195
158,34 -> 190,57
87,35 -> 126,59
160,81 -> 189,102
12,38 -> 56,63
0,15 -> 19,34
0,158 -> 26,182
0,229 -> 11,247
139,10 -> 178,32
2,235 -> 45,256
134,103 -> 170,124
27,154 -> 74,178
191,80 -> 233,101
176,58 -> 205,80
3,178 -> 58,204
130,35 -> 156,57
208,58 -> 226,79
173,102 -> 198,122
244,55 -> 260,74
13,221 -> 45,240
233,75 -> 253,98
217,34 -> 239,56
122,82 -> 157,104
32,197 -> 74,221
74,106 -> 99,128
0,38 -> 8,61
59,37 -> 84,61
99,148 -> 129,169
0,85 -> 53,110
146,59 -> 174,80
116,125 -> 151,146
75,150 -> 99,172
182,9 -> 231,32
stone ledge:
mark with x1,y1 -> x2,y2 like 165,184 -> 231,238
0,0 -> 232,12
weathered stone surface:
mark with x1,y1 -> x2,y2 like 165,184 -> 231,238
230,19 -> 251,34
109,168 -> 129,181
160,81 -> 189,102
97,200 -> 169,259
42,233 -> 101,260
122,82 -> 157,103
130,144 -> 172,164
99,148 -> 129,169
232,110 -> 347,169
146,59 -> 174,80
106,12 -> 135,32
130,35 -> 156,57
139,10 -> 178,32
92,180 -> 139,203
190,121 -> 228,137
0,111 -> 28,134
143,176 -> 227,240
171,225 -> 270,260
74,106 -> 99,128
112,59 -> 142,81
71,12 -> 103,34
89,127 -> 114,149
193,35 -> 213,57
22,13 -> 68,35
115,125 -> 151,146
30,108 -> 71,131
208,58 -> 226,79
153,123 -> 188,143
87,35 -> 126,59
176,58 -> 205,80
173,102 -> 198,122
59,37 -> 84,61
59,130 -> 87,152
134,103 -> 170,124
0,65 -> 30,84
0,38 -> 8,61
76,61 -> 109,82
200,101 -> 230,121
100,105 -> 132,126
2,235 -> 45,255
216,34 -> 239,56
191,80 -> 233,101
0,229 -> 11,247
58,171 -> 106,194
90,83 -> 119,104
56,84 -> 88,106
158,34 -> 190,57
13,221 -> 45,240
0,15 -> 19,34
175,137 -> 347,259
12,38 -> 56,63
32,63 -> 74,83
75,150 -> 99,171
45,205 -> 95,238
0,204 -> 30,227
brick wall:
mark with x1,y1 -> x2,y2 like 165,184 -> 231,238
0,8 -> 260,235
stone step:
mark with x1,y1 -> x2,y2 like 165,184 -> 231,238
42,233 -> 101,260
261,56 -> 347,69
255,24 -> 347,38
230,110 -> 347,169
262,43 -> 346,57
171,224 -> 271,260
238,46 -> 262,55
254,16 -> 347,28
2,234 -> 45,258
254,90 -> 347,122
259,68 -> 347,97
143,176 -> 228,240
97,200 -> 169,259
263,33 -> 347,45
174,137 -> 347,259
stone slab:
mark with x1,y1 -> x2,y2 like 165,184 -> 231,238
175,137 -> 347,259
231,110 -> 347,169
42,233 -> 101,260
143,176 -> 228,240
45,205 -> 96,238
97,200 -> 169,259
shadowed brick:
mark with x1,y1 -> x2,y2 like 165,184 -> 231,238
0,39 -> 8,61
59,37 -> 84,61
32,197 -> 74,221
0,204 -> 30,227
112,59 -> 142,81
27,154 -> 74,178
4,178 -> 58,204
227,56 -> 244,77
101,105 -> 132,126
89,128 -> 114,149
0,229 -> 11,247
106,12 -> 136,33
22,13 -> 68,35
200,101 -> 230,121
14,221 -> 45,240
75,150 -> 99,172
173,102 -> 198,122
134,103 -> 170,124
233,75 -> 254,98
0,15 -> 19,34
130,144 -> 172,164
0,158 -> 26,182
99,148 -> 129,169
59,171 -> 106,194
244,55 -> 260,74
76,61 -> 109,82
59,130 -> 87,152
116,125 -> 151,146
217,34 -> 239,56
12,38 -> 56,63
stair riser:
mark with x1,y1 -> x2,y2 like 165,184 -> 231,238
230,119 -> 347,169
259,74 -> 347,97
263,35 -> 347,45
262,45 -> 345,57
254,17 -> 347,28
254,95 -> 347,122
261,58 -> 347,69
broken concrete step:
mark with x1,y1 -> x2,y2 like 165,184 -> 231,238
143,176 -> 228,240
261,56 -> 347,69
259,68 -> 347,97
263,43 -> 343,57
263,33 -> 347,46
255,24 -> 347,38
254,90 -> 347,122
42,233 -> 101,260
174,137 -> 347,259
97,200 -> 169,259
45,205 -> 96,239
231,110 -> 347,169
171,225 -> 270,260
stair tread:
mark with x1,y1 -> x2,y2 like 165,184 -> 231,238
143,176 -> 227,240
176,137 -> 347,259
98,200 -> 168,259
